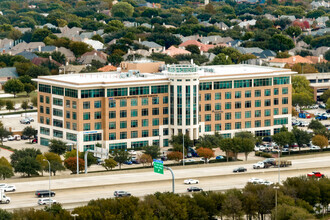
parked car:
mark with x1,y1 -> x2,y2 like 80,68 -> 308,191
307,172 -> 324,178
248,178 -> 264,184
233,167 -> 247,172
319,103 -> 326,109
7,136 -> 14,141
38,198 -> 56,205
184,179 -> 199,184
310,146 -> 321,150
186,153 -> 192,158
124,161 -> 132,165
261,180 -> 274,186
0,184 -> 7,188
1,185 -> 16,192
25,117 -> 34,122
35,190 -> 55,198
114,191 -> 131,197
200,158 -> 209,163
216,155 -> 225,160
96,158 -> 104,165
2,138 -> 7,142
19,119 -> 30,124
160,156 -> 168,161
13,135 -> 21,141
187,186 -> 203,192
32,138 -> 38,143
298,121 -> 309,127
315,115 -> 327,120
21,135 -> 29,140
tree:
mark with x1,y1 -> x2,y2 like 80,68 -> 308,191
170,134 -> 194,153
112,149 -> 130,169
91,35 -> 104,43
268,34 -> 295,52
139,154 -> 153,167
211,53 -> 233,65
0,126 -> 11,145
223,189 -> 243,219
23,83 -> 36,95
239,138 -> 255,161
25,66 -> 50,78
273,131 -> 295,154
167,151 -> 183,162
36,154 -> 47,176
111,2 -> 134,18
185,45 -> 200,54
68,41 -> 93,57
10,148 -> 42,177
219,138 -> 232,162
108,54 -> 123,66
31,28 -> 53,42
276,51 -> 291,58
292,92 -> 314,106
64,157 -> 84,174
5,100 -> 14,112
312,135 -> 328,151
320,90 -> 330,103
22,126 -> 37,142
48,139 -> 67,155
102,158 -> 117,170
285,26 -> 302,38
196,148 -> 214,163
0,99 -> 4,110
0,209 -> 12,219
325,50 -> 330,62
0,157 -> 14,180
3,79 -> 24,98
50,51 -> 66,65
308,119 -> 325,130
143,145 -> 160,159
44,152 -> 65,176
21,100 -> 28,111
291,63 -> 318,74
196,133 -> 223,149
292,127 -> 312,152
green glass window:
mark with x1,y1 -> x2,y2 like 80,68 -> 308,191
163,96 -> 168,104
282,107 -> 288,114
39,84 -> 51,93
215,113 -> 221,121
255,90 -> 261,97
274,108 -> 279,115
141,130 -> 149,138
234,79 -> 252,88
65,88 -> 78,98
83,102 -> 90,109
282,87 -> 288,94
52,86 -> 64,95
274,88 -> 279,95
225,102 -> 231,110
94,111 -> 101,119
40,106 -> 44,113
120,121 -> 127,129
151,85 -> 168,94
46,96 -> 50,104
107,88 -> 128,97
254,78 -> 272,87
274,117 -> 288,125
152,108 -> 159,115
72,112 -> 77,120
83,112 -> 90,120
245,111 -> 251,118
120,132 -> 127,139
46,107 -> 50,114
131,131 -> 138,138
131,109 -> 138,117
53,98 -> 63,106
142,119 -> 149,127
255,110 -> 261,117
83,123 -> 90,131
225,92 -> 231,99
153,118 -> 159,126
265,89 -> 271,96
274,77 -> 289,85
215,124 -> 221,131
95,122 -> 102,130
94,101 -> 101,108
120,99 -> 127,107
131,98 -> 138,106
235,112 -> 241,119
265,99 -> 271,106
215,93 -> 221,100
235,122 -> 241,129
282,97 -> 288,104
245,101 -> 251,108
215,103 -> 221,110
142,98 -> 148,105
225,123 -> 231,130
255,120 -> 261,127
40,95 -> 44,103
109,111 -> 116,119
152,129 -> 159,136
109,133 -> 116,140
81,89 -> 104,98
214,81 -> 232,89
205,125 -> 211,132
109,100 -> 116,108
199,82 -> 212,90
274,98 -> 279,105
120,110 -> 127,118
255,100 -> 261,107
152,97 -> 159,104
53,108 -> 63,117
205,93 -> 211,101
131,120 -> 138,128
225,113 -> 231,120
235,102 -> 241,109
163,118 -> 169,125
245,121 -> 251,128
245,90 -> 251,98
66,133 -> 77,141
205,104 -> 211,111
72,101 -> 77,109
109,122 -> 116,129
235,91 -> 241,98
205,114 -> 211,121
265,119 -> 271,127
265,109 -> 271,116
130,86 -> 149,95
141,108 -> 148,116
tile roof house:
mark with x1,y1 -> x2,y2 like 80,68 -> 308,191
14,27 -> 32,34
162,46 -> 191,57
252,49 -> 276,59
82,39 -> 104,50
268,55 -> 313,67
31,57 -> 62,67
16,51 -> 38,61
78,51 -> 108,64
279,15 -> 296,22
123,49 -> 151,60
305,56 -> 327,64
179,40 -> 215,52
9,42 -> 45,55
140,41 -> 163,53
238,19 -> 256,29
0,67 -> 18,89
58,64 -> 86,74
98,65 -> 117,72
311,0 -> 330,9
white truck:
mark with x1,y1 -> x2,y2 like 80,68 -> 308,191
0,189 -> 11,204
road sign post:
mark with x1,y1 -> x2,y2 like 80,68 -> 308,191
153,159 -> 164,174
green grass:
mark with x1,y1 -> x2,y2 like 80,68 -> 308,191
0,145 -> 14,151
0,91 -> 37,104
0,109 -> 37,116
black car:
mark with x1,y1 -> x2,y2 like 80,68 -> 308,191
233,167 -> 247,173
187,187 -> 203,192
21,135 -> 29,140
35,190 -> 55,198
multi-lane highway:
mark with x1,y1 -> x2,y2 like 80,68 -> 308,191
2,153 -> 330,211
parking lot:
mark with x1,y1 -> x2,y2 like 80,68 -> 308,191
0,113 -> 37,132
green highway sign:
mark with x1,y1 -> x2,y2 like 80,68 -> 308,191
153,159 -> 164,174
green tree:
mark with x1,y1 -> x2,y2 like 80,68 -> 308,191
51,51 -> 66,64
0,209 -> 12,219
274,204 -> 314,220
170,133 -> 194,153
49,139 -> 67,155
292,127 -> 312,152
292,92 -> 314,106
21,100 -> 28,111
26,66 -> 50,78
0,99 -> 5,110
312,135 -> 328,151
185,45 -> 200,54
196,133 -> 223,149
91,35 -> 104,43
108,54 -> 123,66
273,131 -> 295,154
223,189 -> 243,219
10,148 -> 42,177
0,157 -> 14,180
102,158 -> 117,170
308,119 -> 325,130
268,34 -> 295,52
111,149 -> 130,169
320,89 -> 330,103
211,53 -> 233,65
143,145 -> 160,159
22,126 -> 37,142
31,28 -> 53,42
3,79 -> 24,98
44,152 -> 65,176
31,96 -> 37,107
276,51 -> 291,58
285,26 -> 302,38
0,126 -> 11,145
23,83 -> 35,95
325,50 -> 330,62
5,100 -> 14,112
69,41 -> 93,57
219,138 -> 232,162
239,138 -> 255,161
111,2 -> 134,18
36,154 -> 47,176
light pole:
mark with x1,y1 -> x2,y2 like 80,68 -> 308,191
278,149 -> 280,184
43,159 -> 51,209
71,213 -> 79,220
182,131 -> 185,166
274,186 -> 280,220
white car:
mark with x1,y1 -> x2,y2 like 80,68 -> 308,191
200,158 -> 209,163
25,117 -> 34,122
261,180 -> 274,186
38,198 -> 56,205
184,179 -> 199,184
2,185 -> 16,192
0,183 -> 7,188
253,162 -> 265,169
7,136 -> 14,141
311,146 -> 321,150
299,121 -> 309,127
2,138 -> 7,142
248,178 -> 264,184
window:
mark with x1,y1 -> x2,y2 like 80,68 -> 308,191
235,122 -> 241,129
66,100 -> 70,108
39,84 -> 51,93
215,93 -> 221,100
163,118 -> 169,125
245,111 -> 251,118
94,101 -> 101,108
40,116 -> 44,123
282,87 -> 288,94
131,98 -> 137,106
163,107 -> 168,114
142,119 -> 149,127
142,130 -> 149,137
131,120 -> 138,128
109,111 -> 116,119
235,102 -> 241,109
225,102 -> 231,110
205,104 -> 211,111
72,101 -> 76,109
109,143 -> 127,150
81,89 -> 104,98
163,96 -> 168,104
66,122 -> 71,129
40,127 -> 50,135
274,117 -> 288,125
255,110 -> 261,117
109,100 -> 116,108
274,98 -> 279,105
120,121 -> 127,129
130,86 -> 149,95
40,95 -> 44,103
53,108 -> 63,117
215,103 -> 221,110
152,108 -> 159,115
225,113 -> 231,120
53,98 -> 63,106
107,88 -> 128,97
72,123 -> 77,130
255,90 -> 261,97
131,131 -> 138,138
83,102 -> 90,109
215,124 -> 221,131
152,129 -> 159,136
151,85 -> 168,94
225,92 -> 231,99
265,119 -> 271,127
141,109 -> 148,116
83,123 -> 90,131
153,118 -> 159,126
245,90 -> 251,98
120,132 -> 127,139
215,113 -> 221,121
53,130 -> 63,138
52,86 -> 64,95
109,122 -> 116,129
142,98 -> 148,105
163,128 -> 169,135
120,99 -> 127,107
83,113 -> 90,120
282,107 -> 288,114
245,121 -> 251,128
152,97 -> 159,104
205,125 -> 211,132
235,112 -> 241,119
254,78 -> 272,87
255,100 -> 261,107
205,93 -> 211,101
234,79 -> 252,88
235,91 -> 241,98
53,119 -> 63,128
282,97 -> 288,104
264,89 -> 271,96
66,111 -> 70,119
245,101 -> 251,108
255,120 -> 261,127
120,110 -> 127,118
94,112 -> 101,119
205,114 -> 211,121
131,109 -> 138,117
265,109 -> 271,116
199,82 -> 212,90
274,108 -> 279,115
65,88 -> 78,98
214,81 -> 232,89
225,123 -> 231,130
46,107 -> 50,114
265,99 -> 271,106
66,133 -> 77,141
109,133 -> 116,140
95,122 -> 102,130
274,77 -> 289,85
72,112 -> 77,120
274,88 -> 279,95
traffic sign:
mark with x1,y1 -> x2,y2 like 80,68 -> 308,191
153,159 -> 164,174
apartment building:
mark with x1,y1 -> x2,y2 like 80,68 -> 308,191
34,64 -> 294,151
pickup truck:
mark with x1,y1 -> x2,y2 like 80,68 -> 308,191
253,162 -> 270,169
253,159 -> 292,169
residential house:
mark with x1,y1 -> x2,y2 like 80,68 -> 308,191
200,36 -> 232,45
9,42 -> 45,55
162,23 -> 176,29
141,23 -> 153,29
59,64 -> 86,74
123,49 -> 151,60
252,49 -> 276,60
236,47 -> 263,55
279,15 -> 296,22
31,57 -> 62,67
199,21 -> 213,27
36,23 -> 57,29
78,51 -> 108,64
98,65 -> 117,72
214,22 -> 229,31
123,21 -> 138,28
0,38 -> 14,53
264,14 -> 276,21
33,45 -> 57,53
55,26 -> 82,40
316,16 -> 329,28
140,41 -> 163,53
305,56 -> 327,64
14,27 -> 32,34
227,40 -> 242,47
82,39 -> 104,50
80,30 -> 104,40
179,40 -> 215,52
311,0 -> 330,9
0,67 -> 18,89
203,52 -> 216,63
58,47 -> 76,62
162,46 -> 191,57
16,51 -> 38,61
238,19 -> 256,29
313,47 -> 329,57
268,55 -> 313,68
310,28 -> 330,36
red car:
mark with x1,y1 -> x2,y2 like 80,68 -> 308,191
307,172 -> 324,178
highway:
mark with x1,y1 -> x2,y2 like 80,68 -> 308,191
2,153 -> 330,211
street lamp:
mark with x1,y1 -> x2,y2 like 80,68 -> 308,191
43,159 -> 51,209
274,185 -> 280,220
182,131 -> 185,166
71,213 -> 79,220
